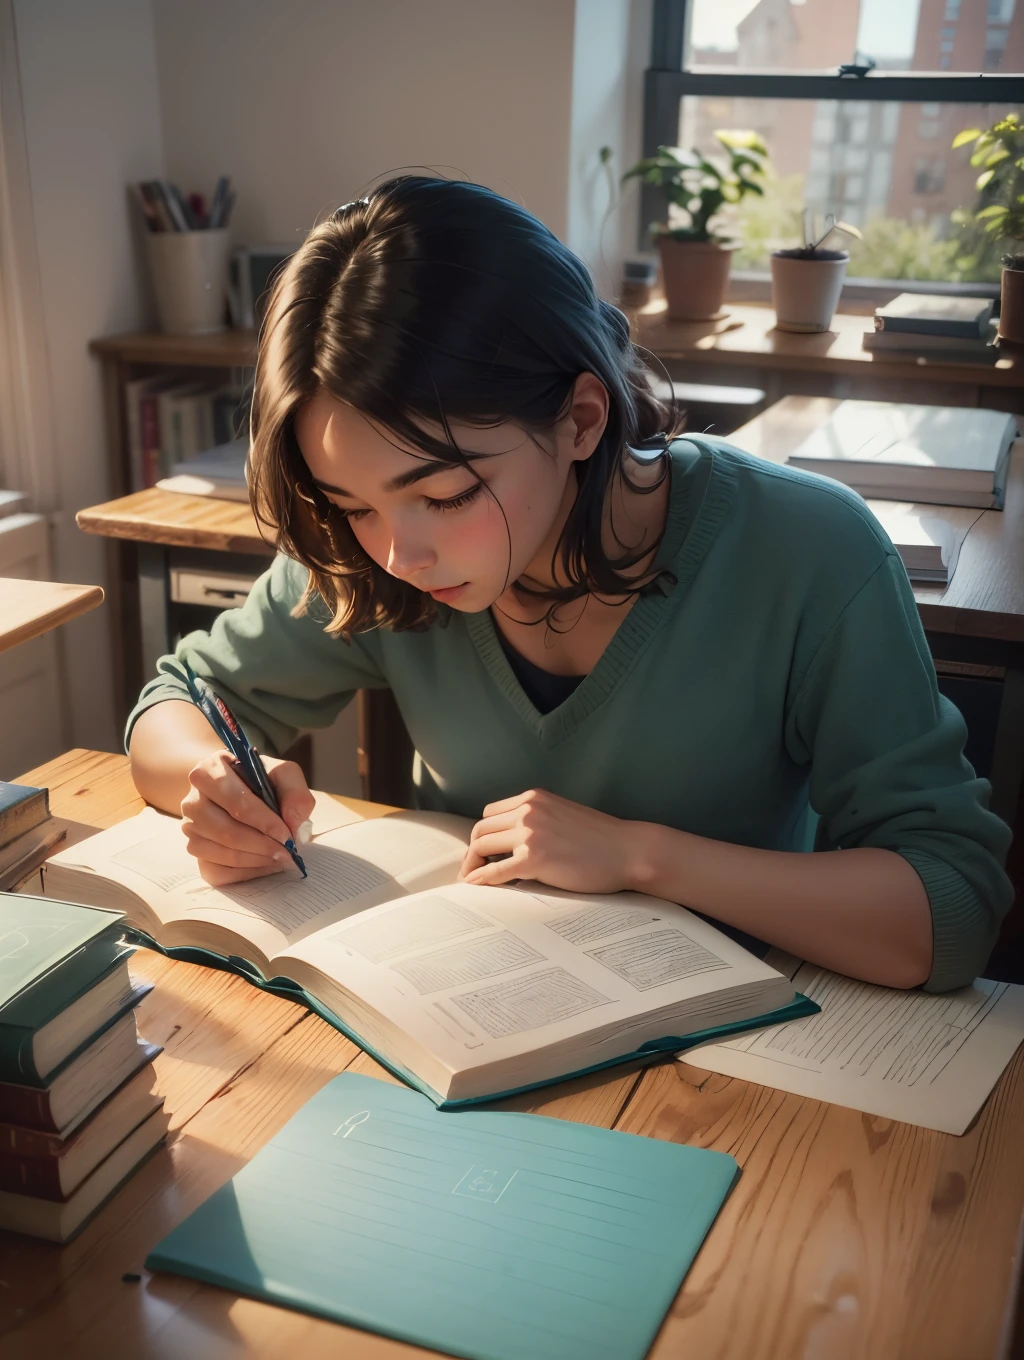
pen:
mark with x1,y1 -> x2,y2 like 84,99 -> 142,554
181,661 -> 307,878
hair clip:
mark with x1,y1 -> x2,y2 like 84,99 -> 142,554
626,433 -> 671,461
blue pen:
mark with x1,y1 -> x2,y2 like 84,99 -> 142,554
182,662 -> 307,878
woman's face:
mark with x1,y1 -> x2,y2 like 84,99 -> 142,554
294,377 -> 607,611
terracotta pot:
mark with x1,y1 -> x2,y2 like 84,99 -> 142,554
657,238 -> 733,321
998,265 -> 1024,345
770,250 -> 848,333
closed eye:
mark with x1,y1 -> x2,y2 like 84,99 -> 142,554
426,483 -> 483,513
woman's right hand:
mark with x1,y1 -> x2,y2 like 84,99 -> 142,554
179,750 -> 316,886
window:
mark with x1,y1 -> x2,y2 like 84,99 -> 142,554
641,0 -> 1022,285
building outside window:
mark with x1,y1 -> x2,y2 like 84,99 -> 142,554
649,0 -> 1023,284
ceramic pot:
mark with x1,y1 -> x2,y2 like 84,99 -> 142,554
146,229 -> 230,335
657,238 -> 733,321
998,265 -> 1024,345
770,249 -> 849,333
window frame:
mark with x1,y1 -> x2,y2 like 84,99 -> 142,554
639,0 -> 1022,294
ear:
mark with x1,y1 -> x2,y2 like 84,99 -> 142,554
565,372 -> 609,464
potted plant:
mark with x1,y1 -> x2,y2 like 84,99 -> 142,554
623,131 -> 768,321
770,212 -> 863,334
953,114 -> 1024,346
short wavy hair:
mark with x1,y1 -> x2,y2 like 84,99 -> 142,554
248,175 -> 675,638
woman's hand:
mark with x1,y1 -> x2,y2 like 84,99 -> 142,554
458,788 -> 645,894
179,750 -> 316,886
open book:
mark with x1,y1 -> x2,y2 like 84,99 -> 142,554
28,804 -> 810,1106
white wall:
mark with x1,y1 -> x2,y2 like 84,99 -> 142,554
567,0 -> 652,300
13,0 -> 164,757
153,0 -> 577,248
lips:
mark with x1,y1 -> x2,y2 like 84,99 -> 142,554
426,582 -> 469,603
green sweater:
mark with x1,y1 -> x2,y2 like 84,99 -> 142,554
128,437 -> 1013,992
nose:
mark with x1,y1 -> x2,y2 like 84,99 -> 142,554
385,523 -> 437,582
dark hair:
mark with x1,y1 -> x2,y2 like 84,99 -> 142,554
248,175 -> 675,637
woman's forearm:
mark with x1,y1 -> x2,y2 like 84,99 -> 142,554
129,700 -> 226,814
629,825 -> 933,989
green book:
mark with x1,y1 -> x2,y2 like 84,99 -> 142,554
0,783 -> 50,852
0,944 -> 148,1085
148,1072 -> 739,1360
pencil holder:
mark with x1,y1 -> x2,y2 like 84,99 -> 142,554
145,229 -> 230,335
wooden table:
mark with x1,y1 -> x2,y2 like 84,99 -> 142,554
732,397 -> 1024,828
1,748 -> 1022,1360
635,302 -> 1024,413
0,578 -> 104,653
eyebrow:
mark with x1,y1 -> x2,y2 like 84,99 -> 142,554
311,455 -> 484,499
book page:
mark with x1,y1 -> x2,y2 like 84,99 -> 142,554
41,804 -> 472,970
279,882 -> 789,1072
679,951 -> 1024,1134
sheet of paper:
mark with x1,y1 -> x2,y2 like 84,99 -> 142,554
679,951 -> 1024,1134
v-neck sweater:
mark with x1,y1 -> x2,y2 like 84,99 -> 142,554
127,437 -> 1013,992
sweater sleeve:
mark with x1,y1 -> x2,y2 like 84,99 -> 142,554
784,551 -> 1013,992
125,554 -> 389,757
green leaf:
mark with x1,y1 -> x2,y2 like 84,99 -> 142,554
952,127 -> 982,149
976,168 -> 995,190
976,204 -> 1009,218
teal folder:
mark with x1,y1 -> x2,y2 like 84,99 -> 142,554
125,925 -> 818,1109
147,1072 -> 739,1360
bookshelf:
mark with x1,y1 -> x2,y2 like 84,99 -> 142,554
87,330 -> 412,804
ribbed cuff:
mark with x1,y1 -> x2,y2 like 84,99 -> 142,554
899,848 -> 997,992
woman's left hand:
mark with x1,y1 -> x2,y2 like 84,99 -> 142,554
458,788 -> 646,894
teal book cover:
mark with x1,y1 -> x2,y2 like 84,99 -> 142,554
148,1072 -> 738,1360
0,894 -> 126,1011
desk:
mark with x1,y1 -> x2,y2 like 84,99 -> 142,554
635,302 -> 1024,413
731,397 -> 1024,827
0,578 -> 104,653
1,748 -> 1022,1359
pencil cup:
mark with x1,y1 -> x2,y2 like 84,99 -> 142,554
145,229 -> 230,335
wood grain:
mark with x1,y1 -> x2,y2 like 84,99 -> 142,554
3,750 -> 1022,1359
90,329 -> 257,369
732,398 -> 1024,644
635,302 -> 1023,390
0,578 -> 104,653
75,489 -> 274,555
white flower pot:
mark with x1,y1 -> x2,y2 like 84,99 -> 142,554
146,229 -> 231,335
770,251 -> 849,333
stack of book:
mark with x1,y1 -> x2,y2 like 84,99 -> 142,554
0,781 -> 66,893
156,438 -> 249,503
0,894 -> 166,1242
785,399 -> 1019,510
862,293 -> 998,364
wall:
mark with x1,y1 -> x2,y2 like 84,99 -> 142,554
567,0 -> 652,300
153,0 -> 577,249
13,0 -> 164,757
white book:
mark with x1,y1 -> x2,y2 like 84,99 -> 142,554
26,805 -> 799,1106
866,499 -> 979,584
157,439 -> 249,503
680,950 -> 1024,1135
786,401 -> 1018,508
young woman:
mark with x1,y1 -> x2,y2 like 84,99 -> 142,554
128,176 -> 1011,994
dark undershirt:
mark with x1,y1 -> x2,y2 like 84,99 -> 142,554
495,626 -> 770,960
496,631 -> 584,716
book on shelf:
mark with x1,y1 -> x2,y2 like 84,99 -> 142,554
156,437 -> 249,502
0,1104 -> 168,1242
27,804 -> 815,1108
127,380 -> 244,490
862,320 -> 999,365
785,400 -> 1018,509
146,1071 -> 738,1360
873,293 -> 995,338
